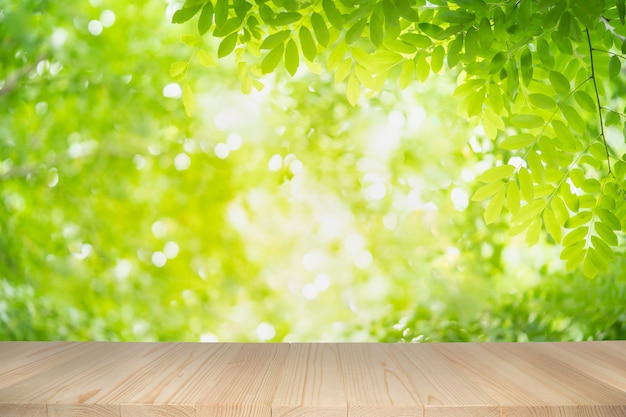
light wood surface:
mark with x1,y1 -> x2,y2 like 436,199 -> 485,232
0,342 -> 624,417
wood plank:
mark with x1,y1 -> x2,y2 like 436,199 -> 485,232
391,344 -> 499,417
0,342 -> 151,417
196,343 -> 289,417
117,343 -> 243,417
338,343 -> 423,416
272,343 -> 346,417
435,342 -> 626,417
0,342 -> 80,389
0,341 -> 624,416
538,342 -> 626,393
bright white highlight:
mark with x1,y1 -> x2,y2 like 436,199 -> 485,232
163,83 -> 182,98
256,322 -> 275,341
151,251 -> 167,267
88,20 -> 103,36
214,143 -> 229,159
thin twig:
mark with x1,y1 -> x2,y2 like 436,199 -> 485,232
586,28 -> 613,175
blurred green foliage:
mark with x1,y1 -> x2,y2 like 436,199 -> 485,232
0,0 -> 624,342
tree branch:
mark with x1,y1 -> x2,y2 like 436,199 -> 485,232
586,28 -> 613,175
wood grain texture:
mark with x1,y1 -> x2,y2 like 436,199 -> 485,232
196,343 -> 289,417
0,341 -> 624,417
272,343 -> 346,417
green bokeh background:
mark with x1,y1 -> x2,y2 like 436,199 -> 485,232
1,0 -> 624,342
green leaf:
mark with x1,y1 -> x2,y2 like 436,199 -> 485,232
261,42 -> 285,74
273,12 -> 302,25
431,45 -> 444,74
172,5 -> 202,24
609,55 -> 621,78
488,83 -> 503,113
537,39 -> 554,68
259,4 -> 275,24
560,104 -> 586,133
549,71 -> 570,95
582,251 -> 598,278
218,32 -> 238,58
552,119 -> 580,152
565,211 -> 592,228
284,38 -> 299,76
198,2 -> 214,35
595,221 -> 618,246
472,181 -> 506,201
345,18 -> 367,44
563,226 -> 588,247
416,54 -> 430,82
520,49 -> 533,86
561,240 -> 585,262
214,0 -> 229,27
478,165 -> 515,183
478,18 -> 492,50
526,218 -> 541,246
465,27 -> 478,61
500,134 -> 534,150
571,0 -> 603,29
484,184 -> 505,224
518,167 -> 534,202
489,52 -> 506,74
334,59 -> 352,84
551,31 -> 573,55
419,23 -> 444,39
327,41 -> 347,69
311,13 -> 330,47
212,17 -> 243,36
180,32 -> 198,44
574,91 -> 597,112
447,34 -> 463,69
400,33 -> 431,48
170,61 -> 188,77
519,0 -> 532,28
551,196 -> 569,225
510,114 -> 544,129
399,59 -> 414,89
299,26 -> 316,61
529,93 -> 557,109
543,208 -> 562,243
437,9 -> 475,24
507,181 -> 521,215
512,200 -> 546,225
260,30 -> 291,49
233,0 -> 251,19
346,72 -> 360,106
196,49 -> 215,67
369,5 -> 384,47
182,82 -> 195,116
323,0 -> 344,29
618,0 -> 626,25
589,245 -> 609,273
597,208 -> 622,230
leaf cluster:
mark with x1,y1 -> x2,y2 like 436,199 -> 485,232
174,0 -> 626,278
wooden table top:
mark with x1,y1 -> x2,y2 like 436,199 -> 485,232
0,341 -> 624,417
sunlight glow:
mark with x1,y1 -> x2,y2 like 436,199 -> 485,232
100,10 -> 116,27
256,322 -> 275,341
163,83 -> 182,98
268,154 -> 282,171
88,20 -> 103,36
151,251 -> 167,267
214,143 -> 229,159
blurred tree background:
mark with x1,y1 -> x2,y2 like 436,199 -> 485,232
1,0 -> 624,342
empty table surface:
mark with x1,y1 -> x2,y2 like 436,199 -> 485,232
0,341 -> 625,416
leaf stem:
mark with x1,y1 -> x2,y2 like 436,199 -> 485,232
586,28 -> 613,175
